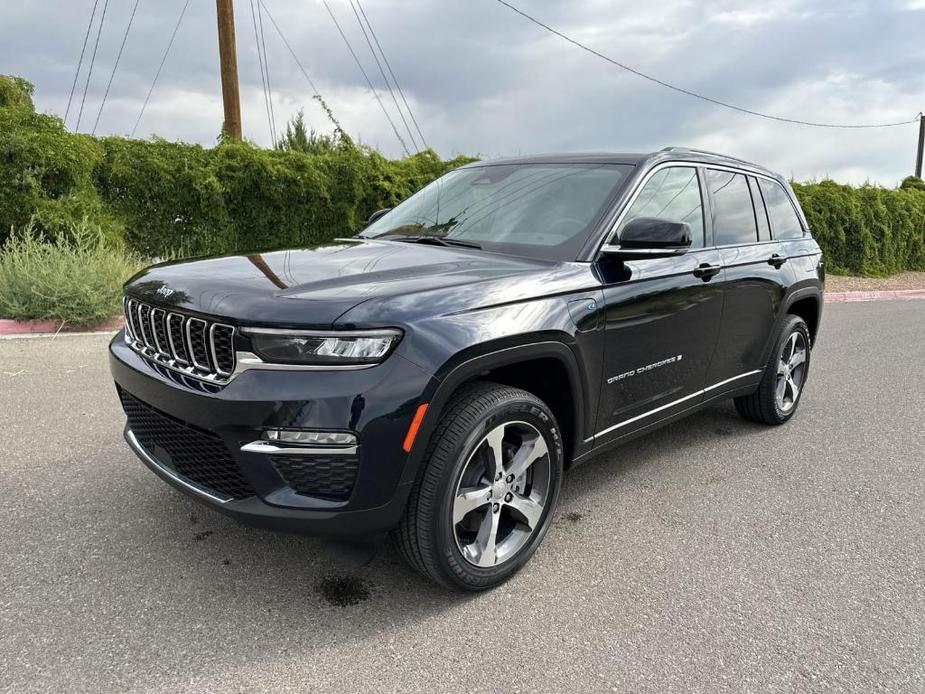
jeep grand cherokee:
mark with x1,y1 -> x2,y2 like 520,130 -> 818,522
110,147 -> 824,590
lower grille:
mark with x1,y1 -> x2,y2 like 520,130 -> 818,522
272,455 -> 359,501
119,390 -> 255,500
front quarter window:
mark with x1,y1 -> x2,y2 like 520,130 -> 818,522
361,163 -> 632,261
618,166 -> 705,248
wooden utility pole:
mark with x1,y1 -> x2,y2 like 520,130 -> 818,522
216,0 -> 242,140
916,114 -> 925,179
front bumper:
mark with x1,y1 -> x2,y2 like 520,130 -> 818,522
109,332 -> 431,538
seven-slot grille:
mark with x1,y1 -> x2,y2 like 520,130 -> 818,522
123,296 -> 236,383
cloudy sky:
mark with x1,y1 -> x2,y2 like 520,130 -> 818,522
3,0 -> 923,185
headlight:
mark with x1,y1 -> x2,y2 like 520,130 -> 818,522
242,328 -> 402,366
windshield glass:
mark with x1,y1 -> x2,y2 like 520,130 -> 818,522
360,163 -> 633,260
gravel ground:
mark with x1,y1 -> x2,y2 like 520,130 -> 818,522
1,301 -> 924,693
826,271 -> 925,292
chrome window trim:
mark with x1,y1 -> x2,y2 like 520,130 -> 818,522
240,440 -> 359,456
602,162 -> 703,248
594,370 -> 762,439
600,160 -> 797,250
166,312 -> 190,365
209,323 -> 236,376
125,428 -> 232,504
185,317 -> 211,372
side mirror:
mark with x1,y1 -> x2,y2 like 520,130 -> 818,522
366,208 -> 391,226
600,217 -> 692,260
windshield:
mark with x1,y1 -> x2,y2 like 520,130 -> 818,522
360,163 -> 632,261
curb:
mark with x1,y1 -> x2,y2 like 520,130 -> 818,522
824,289 -> 925,302
0,317 -> 124,336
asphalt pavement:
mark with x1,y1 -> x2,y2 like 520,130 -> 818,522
1,299 -> 923,693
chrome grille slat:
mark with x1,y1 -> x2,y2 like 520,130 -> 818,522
137,303 -> 153,350
186,318 -> 211,372
150,308 -> 170,357
122,297 -> 236,385
209,323 -> 236,376
166,313 -> 190,365
122,298 -> 136,339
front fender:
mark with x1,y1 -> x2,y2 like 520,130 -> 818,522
398,338 -> 589,486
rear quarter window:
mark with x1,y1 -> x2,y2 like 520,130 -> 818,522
758,179 -> 804,239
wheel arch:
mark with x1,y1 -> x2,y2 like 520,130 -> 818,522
400,339 -> 587,486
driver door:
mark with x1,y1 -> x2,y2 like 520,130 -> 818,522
594,165 -> 724,443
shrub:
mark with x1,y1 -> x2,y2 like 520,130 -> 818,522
0,222 -> 144,325
0,72 -> 922,277
792,180 -> 925,275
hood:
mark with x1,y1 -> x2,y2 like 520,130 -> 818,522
124,239 -> 571,326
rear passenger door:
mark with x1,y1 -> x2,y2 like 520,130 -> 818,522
705,169 -> 789,388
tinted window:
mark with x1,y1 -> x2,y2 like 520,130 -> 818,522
361,163 -> 632,261
759,179 -> 804,239
706,170 -> 758,246
620,167 -> 704,248
748,177 -> 772,242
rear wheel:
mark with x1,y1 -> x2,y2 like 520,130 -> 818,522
734,314 -> 811,425
396,382 -> 563,591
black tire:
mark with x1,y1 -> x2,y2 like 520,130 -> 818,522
734,314 -> 811,425
395,381 -> 564,591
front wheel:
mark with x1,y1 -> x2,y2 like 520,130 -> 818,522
734,314 -> 811,425
396,382 -> 564,591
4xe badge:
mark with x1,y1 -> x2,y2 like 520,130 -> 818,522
156,285 -> 175,298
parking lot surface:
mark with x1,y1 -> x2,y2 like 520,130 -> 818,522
2,300 -> 924,693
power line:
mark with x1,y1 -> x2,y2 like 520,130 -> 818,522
131,0 -> 191,138
354,0 -> 429,150
250,0 -> 276,146
65,0 -> 101,126
348,0 -> 419,151
494,0 -> 920,130
257,0 -> 322,96
92,0 -> 142,135
257,0 -> 350,139
257,1 -> 279,145
75,0 -> 111,132
321,0 -> 411,155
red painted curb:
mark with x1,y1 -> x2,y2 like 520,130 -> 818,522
825,289 -> 925,302
0,317 -> 124,336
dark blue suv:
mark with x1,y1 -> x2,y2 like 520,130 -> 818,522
111,147 -> 824,590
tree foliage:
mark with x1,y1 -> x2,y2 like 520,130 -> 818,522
1,74 -> 923,277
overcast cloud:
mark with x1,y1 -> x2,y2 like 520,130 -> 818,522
2,0 -> 923,184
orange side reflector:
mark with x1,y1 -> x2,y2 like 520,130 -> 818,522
402,403 -> 429,453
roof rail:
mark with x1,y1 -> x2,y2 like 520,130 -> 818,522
659,146 -> 756,168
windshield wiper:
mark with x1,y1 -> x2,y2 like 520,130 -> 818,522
391,235 -> 482,250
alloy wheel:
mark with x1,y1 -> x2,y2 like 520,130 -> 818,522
452,421 -> 552,567
776,331 -> 807,413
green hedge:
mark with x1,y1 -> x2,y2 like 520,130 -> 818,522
792,179 -> 925,276
2,74 -> 924,275
1,75 -> 472,258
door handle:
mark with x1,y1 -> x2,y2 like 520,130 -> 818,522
693,263 -> 721,280
768,253 -> 788,268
